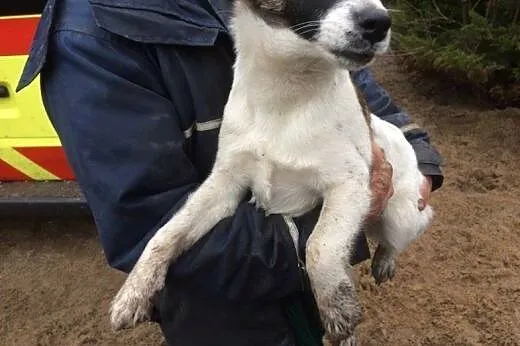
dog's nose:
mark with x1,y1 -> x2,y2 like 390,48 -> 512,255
357,8 -> 391,44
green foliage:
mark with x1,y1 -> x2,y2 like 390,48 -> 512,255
390,0 -> 520,106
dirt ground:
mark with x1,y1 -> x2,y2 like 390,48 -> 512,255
1,56 -> 519,346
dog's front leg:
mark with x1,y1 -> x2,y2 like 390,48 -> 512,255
306,182 -> 370,342
110,167 -> 248,330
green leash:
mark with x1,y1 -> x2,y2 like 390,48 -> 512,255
282,283 -> 325,346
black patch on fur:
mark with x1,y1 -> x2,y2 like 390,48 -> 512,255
240,0 -> 341,40
239,0 -> 288,26
321,281 -> 363,341
284,0 -> 340,40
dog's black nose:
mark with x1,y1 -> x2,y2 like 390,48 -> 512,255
357,8 -> 391,44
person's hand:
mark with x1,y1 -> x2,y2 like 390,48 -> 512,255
365,142 -> 394,224
418,176 -> 432,211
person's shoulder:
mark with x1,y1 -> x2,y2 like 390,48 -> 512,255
17,0 -> 230,91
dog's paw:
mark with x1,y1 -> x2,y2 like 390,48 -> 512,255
323,334 -> 357,346
317,282 -> 363,341
371,245 -> 396,285
109,277 -> 154,330
340,335 -> 357,346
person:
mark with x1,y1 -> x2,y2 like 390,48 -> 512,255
17,0 -> 444,345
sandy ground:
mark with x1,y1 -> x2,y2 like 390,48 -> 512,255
1,57 -> 519,346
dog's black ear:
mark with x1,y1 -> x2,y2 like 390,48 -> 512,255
240,0 -> 288,26
257,0 -> 285,12
243,0 -> 285,13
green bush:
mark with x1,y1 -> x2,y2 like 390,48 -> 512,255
390,0 -> 520,106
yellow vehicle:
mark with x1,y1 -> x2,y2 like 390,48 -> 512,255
1,2 -> 75,182
1,3 -> 88,217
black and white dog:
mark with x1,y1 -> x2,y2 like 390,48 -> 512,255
110,0 -> 434,343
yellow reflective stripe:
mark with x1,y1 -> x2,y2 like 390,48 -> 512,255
0,14 -> 41,20
0,147 -> 58,180
0,137 -> 62,148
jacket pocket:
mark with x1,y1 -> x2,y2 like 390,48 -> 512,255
16,0 -> 226,91
89,0 -> 224,46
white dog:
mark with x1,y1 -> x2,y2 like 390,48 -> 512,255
109,0 -> 434,342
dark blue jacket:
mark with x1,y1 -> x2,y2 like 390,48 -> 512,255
17,0 -> 443,344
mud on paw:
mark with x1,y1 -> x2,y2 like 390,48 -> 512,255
318,282 -> 363,341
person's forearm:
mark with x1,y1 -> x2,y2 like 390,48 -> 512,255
351,68 -> 444,190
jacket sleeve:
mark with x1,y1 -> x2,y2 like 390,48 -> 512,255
33,29 -> 301,303
351,68 -> 444,191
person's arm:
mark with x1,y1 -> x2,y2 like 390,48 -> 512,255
351,68 -> 444,191
30,29 -> 301,303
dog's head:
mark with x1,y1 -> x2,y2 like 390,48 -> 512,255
238,0 -> 391,70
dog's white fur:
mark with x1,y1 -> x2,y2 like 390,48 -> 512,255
109,0 -> 434,341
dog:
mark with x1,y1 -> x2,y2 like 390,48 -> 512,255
109,0 -> 434,342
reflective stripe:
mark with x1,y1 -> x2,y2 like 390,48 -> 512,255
283,215 -> 300,258
400,123 -> 421,133
0,147 -> 59,180
0,158 -> 30,180
16,146 -> 75,180
184,118 -> 223,139
196,118 -> 222,131
283,215 -> 306,278
0,146 -> 74,181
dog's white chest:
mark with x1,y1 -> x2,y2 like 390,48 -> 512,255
220,68 -> 373,217
250,158 -> 321,216
241,117 -> 370,217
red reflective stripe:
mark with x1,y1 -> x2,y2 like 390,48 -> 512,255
15,147 -> 76,180
0,158 -> 30,181
0,16 -> 40,56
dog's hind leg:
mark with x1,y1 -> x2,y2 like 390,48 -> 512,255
367,197 -> 433,285
109,167 -> 248,330
367,114 -> 434,284
323,334 -> 357,346
364,220 -> 398,285
306,181 -> 370,342
370,241 -> 397,285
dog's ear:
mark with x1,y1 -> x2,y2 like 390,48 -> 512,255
244,0 -> 285,13
257,0 -> 285,12
239,0 -> 288,26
